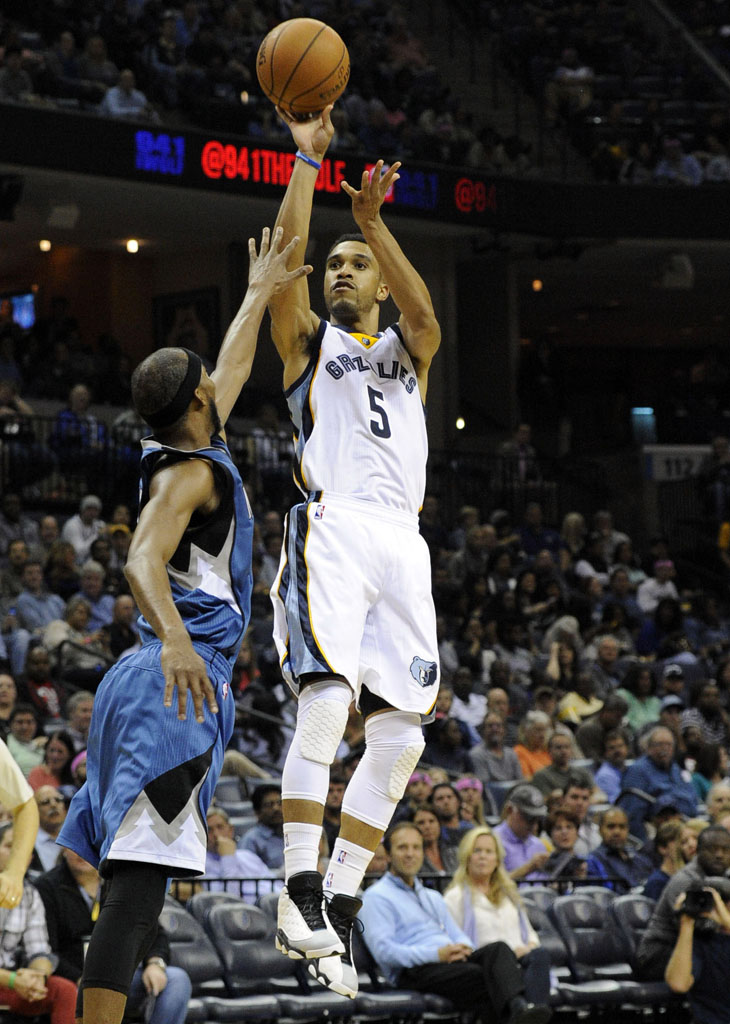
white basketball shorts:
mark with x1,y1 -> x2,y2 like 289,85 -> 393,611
271,493 -> 440,715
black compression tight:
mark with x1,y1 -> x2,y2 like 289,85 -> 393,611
81,861 -> 169,995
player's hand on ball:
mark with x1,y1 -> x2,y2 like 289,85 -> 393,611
342,159 -> 401,227
248,226 -> 312,292
161,640 -> 218,723
276,103 -> 334,160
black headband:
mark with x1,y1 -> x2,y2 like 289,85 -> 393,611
146,349 -> 203,430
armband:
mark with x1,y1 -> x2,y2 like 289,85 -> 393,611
295,150 -> 321,170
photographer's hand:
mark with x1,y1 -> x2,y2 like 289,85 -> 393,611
673,892 -> 689,916
707,887 -> 730,932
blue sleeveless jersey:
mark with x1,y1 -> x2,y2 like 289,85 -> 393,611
59,432 -> 254,876
137,434 -> 253,663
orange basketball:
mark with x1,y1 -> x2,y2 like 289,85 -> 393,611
256,18 -> 350,120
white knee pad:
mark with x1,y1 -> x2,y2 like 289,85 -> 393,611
341,711 -> 425,831
281,679 -> 351,804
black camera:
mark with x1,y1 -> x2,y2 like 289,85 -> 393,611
683,887 -> 715,918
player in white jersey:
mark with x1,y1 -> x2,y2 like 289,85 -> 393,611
269,104 -> 441,1000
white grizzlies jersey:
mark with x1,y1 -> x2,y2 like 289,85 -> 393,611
285,319 -> 427,514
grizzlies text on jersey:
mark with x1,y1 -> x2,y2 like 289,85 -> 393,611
286,319 -> 428,514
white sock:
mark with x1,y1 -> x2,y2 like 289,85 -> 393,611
324,838 -> 373,897
283,822 -> 323,879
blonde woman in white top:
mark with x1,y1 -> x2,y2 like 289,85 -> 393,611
444,827 -> 552,1010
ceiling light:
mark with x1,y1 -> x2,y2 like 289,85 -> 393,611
126,239 -> 139,253
39,239 -> 51,252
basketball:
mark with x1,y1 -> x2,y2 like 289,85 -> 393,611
256,18 -> 350,120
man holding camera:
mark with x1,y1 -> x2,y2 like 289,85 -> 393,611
637,825 -> 730,980
666,876 -> 730,1024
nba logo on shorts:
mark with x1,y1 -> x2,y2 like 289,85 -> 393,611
314,504 -> 326,519
337,850 -> 347,864
221,682 -> 229,701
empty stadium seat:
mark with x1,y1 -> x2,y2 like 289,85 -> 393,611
204,902 -> 306,996
549,892 -> 676,1008
549,893 -> 633,983
573,884 -> 617,907
159,897 -> 288,1022
521,902 -> 571,981
521,886 -> 558,912
188,890 -> 244,928
159,899 -> 227,997
256,889 -> 280,923
609,893 -> 657,967
214,776 -> 243,803
218,800 -> 255,818
276,989 -> 357,1021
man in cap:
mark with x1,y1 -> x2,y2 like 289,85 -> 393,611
493,784 -> 550,880
61,494 -> 106,565
659,663 -> 687,701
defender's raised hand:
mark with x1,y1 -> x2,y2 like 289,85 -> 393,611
248,226 -> 312,293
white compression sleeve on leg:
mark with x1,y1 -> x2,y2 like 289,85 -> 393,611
341,710 -> 425,832
281,678 -> 352,804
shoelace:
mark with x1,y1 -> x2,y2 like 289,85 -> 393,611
327,906 -> 364,965
294,887 -> 327,928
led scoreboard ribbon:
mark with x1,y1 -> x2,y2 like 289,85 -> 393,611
6,104 -> 729,238
133,129 -> 498,224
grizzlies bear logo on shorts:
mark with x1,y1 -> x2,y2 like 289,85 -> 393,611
410,656 -> 438,688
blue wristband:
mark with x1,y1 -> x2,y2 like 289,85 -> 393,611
295,150 -> 322,170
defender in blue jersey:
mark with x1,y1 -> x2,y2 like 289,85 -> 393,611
58,228 -> 310,1024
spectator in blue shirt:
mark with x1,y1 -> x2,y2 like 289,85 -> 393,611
99,68 -> 159,121
518,502 -> 562,561
654,136 -> 703,187
15,562 -> 65,633
585,807 -> 653,892
77,561 -> 114,632
643,821 -> 684,901
50,384 -> 107,491
240,784 -> 283,870
594,729 -> 630,804
360,821 -> 551,1024
617,726 -> 697,841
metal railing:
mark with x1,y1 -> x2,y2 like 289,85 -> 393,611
1,414 -> 611,529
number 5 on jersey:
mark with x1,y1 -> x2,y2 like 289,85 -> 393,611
367,386 -> 391,439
